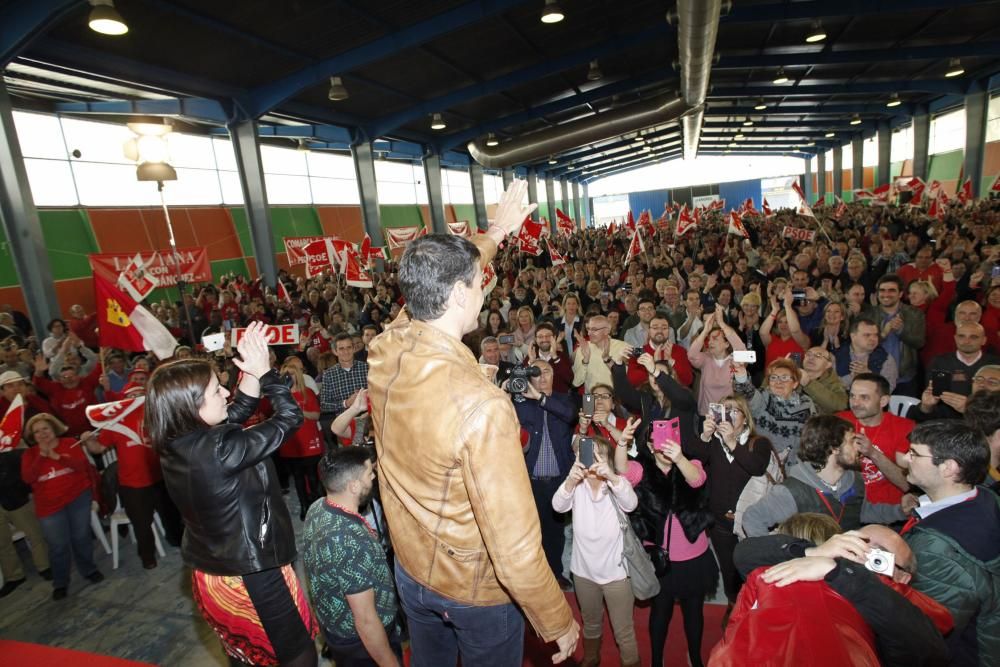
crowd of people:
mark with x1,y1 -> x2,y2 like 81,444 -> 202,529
0,181 -> 999,666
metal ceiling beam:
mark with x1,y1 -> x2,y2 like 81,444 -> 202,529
247,0 -> 533,118
435,70 -> 675,152
563,149 -> 684,177
533,127 -> 684,171
53,97 -> 229,125
546,139 -> 684,176
365,24 -> 669,139
722,0 -> 994,23
0,0 -> 81,69
705,103 -> 911,116
714,41 -> 1000,70
710,80 -> 965,97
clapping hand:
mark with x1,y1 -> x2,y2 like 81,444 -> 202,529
232,321 -> 271,378
491,180 -> 538,237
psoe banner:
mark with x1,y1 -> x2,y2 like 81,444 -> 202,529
284,236 -> 326,266
231,323 -> 300,347
781,226 -> 817,242
89,248 -> 211,288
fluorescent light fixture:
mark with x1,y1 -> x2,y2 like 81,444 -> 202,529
850,115 -> 862,125
886,93 -> 901,108
825,131 -> 836,138
742,117 -> 753,126
586,60 -> 602,81
754,98 -> 767,110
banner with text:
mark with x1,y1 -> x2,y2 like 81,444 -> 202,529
231,324 -> 300,347
284,236 -> 326,267
89,248 -> 211,288
781,226 -> 817,242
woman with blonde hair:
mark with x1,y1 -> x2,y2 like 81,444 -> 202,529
776,512 -> 842,545
810,301 -> 849,351
21,413 -> 103,600
511,305 -> 537,354
279,360 -> 324,520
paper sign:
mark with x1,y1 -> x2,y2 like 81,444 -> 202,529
231,324 -> 300,347
781,226 -> 817,242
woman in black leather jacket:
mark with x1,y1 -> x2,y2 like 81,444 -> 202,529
146,323 -> 315,667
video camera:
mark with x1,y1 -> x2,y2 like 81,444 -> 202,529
506,365 -> 541,403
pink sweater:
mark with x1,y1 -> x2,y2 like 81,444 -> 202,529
552,476 -> 638,585
624,459 -> 710,562
687,348 -> 739,415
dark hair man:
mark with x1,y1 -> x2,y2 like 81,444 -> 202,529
367,181 -> 578,666
835,317 -> 899,392
743,415 -> 913,537
861,274 -> 925,396
901,420 -> 1000,666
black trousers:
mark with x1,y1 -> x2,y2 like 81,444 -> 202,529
118,481 -> 181,563
709,522 -> 741,604
530,476 -> 566,578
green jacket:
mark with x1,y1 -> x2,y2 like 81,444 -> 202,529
861,303 -> 925,381
802,367 -> 848,415
906,489 -> 1000,666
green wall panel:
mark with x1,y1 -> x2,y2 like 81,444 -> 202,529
982,174 -> 997,196
379,205 -> 424,229
40,209 -> 99,281
890,161 -> 905,178
841,191 -> 854,203
211,258 -> 250,283
0,224 -> 18,287
537,203 -> 550,222
268,207 -> 322,248
452,204 -> 476,223
928,150 -> 963,183
229,207 -> 254,257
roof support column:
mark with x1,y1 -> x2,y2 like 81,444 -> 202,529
422,152 -> 447,234
544,175 -> 556,232
501,168 -> 514,190
572,181 -> 581,226
559,177 -> 569,220
803,157 -> 814,204
469,162 -> 488,231
877,121 -> 892,187
852,136 -> 864,191
833,147 -> 843,199
816,151 -> 827,201
582,182 -> 591,228
912,108 -> 930,182
964,90 -> 988,197
350,140 -> 384,247
527,169 -> 539,222
0,81 -> 59,334
228,119 -> 277,286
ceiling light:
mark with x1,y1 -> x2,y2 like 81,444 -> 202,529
886,93 -> 901,108
743,117 -> 753,126
849,115 -> 862,126
825,131 -> 836,138
642,145 -> 652,152
430,113 -> 447,130
541,0 -> 564,24
328,76 -> 349,101
754,98 -> 767,110
634,135 -> 644,142
88,0 -> 128,36
724,149 -> 732,154
485,133 -> 499,147
773,68 -> 789,84
729,142 -> 738,148
586,60 -> 602,81
945,58 -> 964,78
548,156 -> 558,164
805,21 -> 827,43
806,141 -> 815,147
734,133 -> 745,140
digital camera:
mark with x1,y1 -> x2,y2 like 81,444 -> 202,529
506,365 -> 541,402
864,548 -> 895,576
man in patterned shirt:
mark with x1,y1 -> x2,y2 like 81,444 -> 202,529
303,447 -> 402,666
320,333 -> 368,443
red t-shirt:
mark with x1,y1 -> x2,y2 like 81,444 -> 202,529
897,262 -> 943,292
280,389 -> 324,458
96,410 -> 161,488
765,336 -> 805,369
33,367 -> 102,436
307,331 -> 331,354
21,438 -> 94,517
836,410 -> 914,504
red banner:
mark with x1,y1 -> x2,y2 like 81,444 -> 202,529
283,236 -> 326,266
89,248 -> 211,287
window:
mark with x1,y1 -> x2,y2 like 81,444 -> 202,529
863,136 -> 878,167
891,125 -> 913,163
442,168 -> 473,204
986,95 -> 1000,143
930,108 -> 965,154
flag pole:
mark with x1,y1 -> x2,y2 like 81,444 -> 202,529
158,181 -> 197,347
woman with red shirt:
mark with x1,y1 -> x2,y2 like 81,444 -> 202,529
21,413 -> 104,600
279,361 -> 324,520
760,290 -> 810,367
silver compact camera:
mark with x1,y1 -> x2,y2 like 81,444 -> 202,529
864,548 -> 895,576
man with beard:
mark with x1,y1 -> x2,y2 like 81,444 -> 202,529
742,415 -> 913,537
525,323 -> 572,393
303,447 -> 404,666
625,315 -> 693,387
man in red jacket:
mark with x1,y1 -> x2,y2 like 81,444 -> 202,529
67,304 -> 99,350
626,315 -> 693,387
31,355 -> 101,437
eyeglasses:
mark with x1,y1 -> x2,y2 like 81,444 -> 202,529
587,326 -> 609,333
769,375 -> 795,383
592,393 -> 613,400
906,447 -> 934,459
806,351 -> 831,361
972,376 -> 1000,389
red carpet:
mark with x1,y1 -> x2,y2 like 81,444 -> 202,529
523,594 -> 725,666
0,640 -> 155,667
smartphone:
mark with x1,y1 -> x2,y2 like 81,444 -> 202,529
202,332 -> 225,352
709,402 -> 725,425
931,370 -> 951,397
651,418 -> 680,451
578,437 -> 595,467
582,393 -> 596,417
789,352 -> 803,367
497,334 -> 515,345
991,265 -> 1000,279
633,347 -> 645,358
791,289 -> 807,301
733,350 -> 756,364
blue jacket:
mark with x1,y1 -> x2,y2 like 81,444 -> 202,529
514,392 -> 577,478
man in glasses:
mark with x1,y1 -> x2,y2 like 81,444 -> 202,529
799,346 -> 848,415
572,315 -> 629,393
913,326 -> 999,422
901,420 -> 1000,666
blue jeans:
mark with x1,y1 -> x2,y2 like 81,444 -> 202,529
395,562 -> 525,667
38,490 -> 98,589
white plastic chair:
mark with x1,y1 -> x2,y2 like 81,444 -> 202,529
889,395 -> 920,418
110,501 -> 166,569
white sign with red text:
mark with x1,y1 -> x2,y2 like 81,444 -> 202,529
231,324 -> 300,347
781,226 -> 817,242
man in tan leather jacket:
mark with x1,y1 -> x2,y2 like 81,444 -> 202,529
368,182 -> 579,666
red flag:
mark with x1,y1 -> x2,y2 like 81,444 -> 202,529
791,181 -> 808,203
927,194 -> 945,220
728,211 -> 750,239
624,226 -> 645,266
907,177 -> 926,208
481,262 -> 498,294
957,178 -> 973,207
117,253 -> 158,302
360,233 -> 386,262
86,396 -> 148,446
872,183 -> 893,206
555,208 -> 575,236
94,272 -> 177,359
303,238 -> 343,278
675,204 -> 697,237
742,198 -> 759,218
517,218 -> 544,256
708,198 -> 726,211
546,239 -> 567,267
762,198 -> 774,220
276,280 -> 293,305
0,394 -> 24,453
606,221 -> 618,237
991,173 -> 1000,193
625,210 -> 636,232
834,196 -> 847,220
854,189 -> 876,200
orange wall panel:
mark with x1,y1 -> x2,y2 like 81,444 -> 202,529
185,208 -> 243,261
88,209 -> 156,253
863,167 -> 875,189
445,205 -> 457,224
55,278 -> 97,315
0,286 -> 27,316
316,206 -> 364,244
842,169 -> 853,190
984,141 -> 1000,177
